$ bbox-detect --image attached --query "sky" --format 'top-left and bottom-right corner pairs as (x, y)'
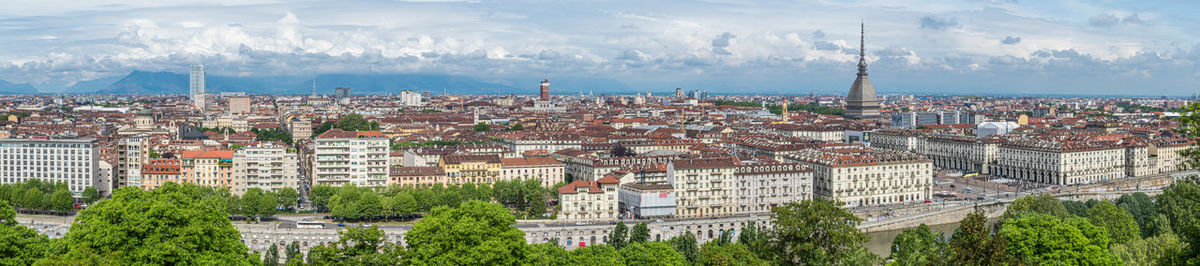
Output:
(1, 0), (1199, 96)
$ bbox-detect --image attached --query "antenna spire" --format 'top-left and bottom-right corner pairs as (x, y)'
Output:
(857, 22), (869, 76)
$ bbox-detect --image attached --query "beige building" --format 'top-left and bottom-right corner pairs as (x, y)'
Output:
(1152, 138), (1194, 174)
(181, 150), (235, 189)
(920, 134), (1000, 174)
(557, 175), (621, 222)
(229, 95), (251, 114)
(790, 147), (933, 208)
(313, 129), (390, 187)
(734, 163), (813, 214)
(666, 157), (738, 218)
(993, 139), (1125, 185)
(440, 154), (502, 184)
(289, 116), (313, 140)
(388, 166), (446, 187)
(232, 142), (299, 195)
(500, 157), (565, 187)
(139, 158), (181, 191)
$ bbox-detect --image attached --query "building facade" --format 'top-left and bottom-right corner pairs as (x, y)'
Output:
(181, 150), (235, 189)
(557, 175), (620, 222)
(500, 157), (566, 187)
(232, 143), (299, 195)
(312, 129), (390, 187)
(790, 147), (933, 208)
(0, 138), (98, 195)
(440, 154), (502, 184)
(666, 157), (738, 218)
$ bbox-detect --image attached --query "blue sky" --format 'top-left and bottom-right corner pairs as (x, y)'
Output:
(1, 0), (1199, 95)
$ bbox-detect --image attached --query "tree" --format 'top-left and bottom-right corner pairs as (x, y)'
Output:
(1086, 201), (1140, 245)
(1157, 177), (1200, 263)
(507, 123), (524, 131)
(309, 185), (336, 212)
(950, 210), (1009, 266)
(335, 114), (375, 131)
(306, 225), (400, 265)
(22, 188), (43, 210)
(998, 213), (1119, 265)
(700, 243), (769, 266)
(404, 200), (525, 265)
(1062, 200), (1089, 217)
(329, 185), (363, 221)
(524, 243), (569, 265)
(889, 224), (954, 266)
(392, 192), (417, 218)
(1145, 213), (1174, 237)
(284, 241), (302, 266)
(620, 241), (687, 265)
(274, 188), (299, 211)
(566, 245), (623, 265)
(0, 200), (50, 265)
(82, 187), (100, 204)
(629, 222), (650, 243)
(47, 183), (254, 264)
(1002, 194), (1068, 221)
(768, 199), (876, 265)
(1176, 102), (1200, 168)
(243, 188), (277, 221)
(1111, 233), (1187, 266)
(474, 122), (491, 132)
(609, 222), (628, 249)
(49, 187), (74, 212)
(263, 243), (279, 266)
(1116, 192), (1157, 237)
(668, 231), (700, 263)
(357, 192), (383, 221)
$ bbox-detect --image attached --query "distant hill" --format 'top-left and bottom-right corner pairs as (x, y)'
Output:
(80, 71), (517, 95)
(0, 79), (38, 94)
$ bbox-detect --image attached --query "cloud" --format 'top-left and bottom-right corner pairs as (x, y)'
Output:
(919, 16), (958, 30)
(711, 32), (735, 55)
(811, 30), (825, 39)
(1001, 36), (1021, 45)
(813, 40), (842, 51)
(1123, 14), (1144, 25)
(1090, 14), (1120, 27)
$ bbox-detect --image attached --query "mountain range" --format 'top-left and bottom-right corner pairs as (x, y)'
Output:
(5, 71), (634, 95)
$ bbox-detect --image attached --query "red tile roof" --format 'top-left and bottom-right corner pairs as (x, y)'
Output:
(181, 150), (234, 159)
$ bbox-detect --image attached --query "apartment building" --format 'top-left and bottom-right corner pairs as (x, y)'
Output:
(139, 158), (182, 191)
(920, 134), (1000, 174)
(232, 142), (299, 195)
(117, 137), (149, 189)
(0, 138), (99, 195)
(790, 147), (933, 208)
(557, 175), (620, 222)
(1152, 138), (1195, 173)
(388, 166), (446, 187)
(666, 157), (738, 218)
(313, 129), (390, 187)
(181, 150), (234, 188)
(733, 163), (813, 214)
(500, 157), (565, 187)
(440, 154), (502, 184)
(771, 124), (846, 142)
(992, 138), (1125, 185)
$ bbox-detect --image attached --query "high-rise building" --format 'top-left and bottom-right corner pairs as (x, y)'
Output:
(399, 90), (422, 106)
(0, 138), (99, 195)
(675, 88), (684, 98)
(540, 78), (550, 101)
(335, 87), (351, 99)
(845, 23), (880, 120)
(189, 64), (205, 99)
(117, 137), (148, 189)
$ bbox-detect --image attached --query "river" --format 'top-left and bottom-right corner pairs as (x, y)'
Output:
(864, 218), (999, 258)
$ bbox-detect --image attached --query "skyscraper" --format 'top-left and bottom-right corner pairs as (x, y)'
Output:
(844, 23), (880, 120)
(189, 65), (205, 99)
(540, 78), (550, 101)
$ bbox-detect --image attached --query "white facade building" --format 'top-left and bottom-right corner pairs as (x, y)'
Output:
(233, 143), (299, 195)
(190, 64), (205, 99)
(0, 138), (99, 196)
(399, 90), (423, 106)
(789, 147), (933, 208)
(312, 129), (390, 187)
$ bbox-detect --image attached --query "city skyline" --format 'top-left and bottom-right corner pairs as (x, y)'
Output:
(1, 1), (1199, 96)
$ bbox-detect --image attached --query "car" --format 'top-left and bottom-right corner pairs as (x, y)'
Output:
(976, 196), (985, 200)
(949, 184), (956, 188)
(924, 200), (932, 203)
(337, 223), (345, 227)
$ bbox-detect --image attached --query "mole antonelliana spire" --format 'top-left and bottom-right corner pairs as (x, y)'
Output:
(844, 22), (880, 120)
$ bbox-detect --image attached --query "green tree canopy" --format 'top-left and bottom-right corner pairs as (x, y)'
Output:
(668, 232), (700, 263)
(768, 199), (877, 265)
(1086, 201), (1140, 245)
(629, 222), (650, 244)
(950, 210), (1009, 266)
(1062, 200), (1090, 217)
(309, 184), (336, 212)
(700, 242), (769, 266)
(1116, 192), (1156, 237)
(0, 200), (50, 265)
(609, 222), (629, 249)
(1002, 194), (1068, 221)
(82, 187), (100, 204)
(998, 213), (1119, 265)
(274, 187), (299, 211)
(404, 200), (526, 265)
(620, 241), (687, 265)
(1157, 177), (1200, 263)
(474, 122), (491, 132)
(46, 183), (254, 265)
(1111, 233), (1187, 266)
(888, 224), (954, 265)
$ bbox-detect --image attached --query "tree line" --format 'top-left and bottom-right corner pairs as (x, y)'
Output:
(308, 178), (559, 222)
(0, 179), (98, 214)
